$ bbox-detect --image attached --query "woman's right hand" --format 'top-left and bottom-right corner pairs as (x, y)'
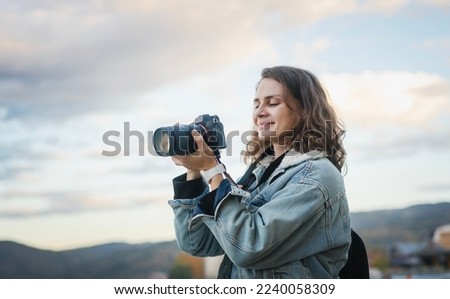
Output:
(171, 156), (201, 180)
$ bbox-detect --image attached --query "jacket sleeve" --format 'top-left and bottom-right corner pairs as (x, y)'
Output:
(168, 173), (225, 257)
(190, 176), (349, 269)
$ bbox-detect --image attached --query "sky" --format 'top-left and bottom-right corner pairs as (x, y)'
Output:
(0, 0), (449, 251)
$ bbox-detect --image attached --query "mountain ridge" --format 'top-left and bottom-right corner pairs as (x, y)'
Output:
(350, 201), (450, 248)
(1, 201), (449, 278)
(0, 240), (180, 278)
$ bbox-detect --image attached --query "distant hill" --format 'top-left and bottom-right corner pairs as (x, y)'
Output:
(1, 202), (449, 278)
(350, 202), (450, 248)
(0, 240), (180, 278)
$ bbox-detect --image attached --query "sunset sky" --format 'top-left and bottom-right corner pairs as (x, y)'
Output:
(1, 0), (449, 250)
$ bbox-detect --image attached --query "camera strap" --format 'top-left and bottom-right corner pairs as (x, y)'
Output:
(238, 150), (286, 191)
(215, 148), (286, 191)
(213, 149), (239, 187)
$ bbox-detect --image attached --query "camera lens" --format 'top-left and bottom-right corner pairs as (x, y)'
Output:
(156, 130), (170, 156)
(152, 124), (199, 156)
(153, 128), (173, 156)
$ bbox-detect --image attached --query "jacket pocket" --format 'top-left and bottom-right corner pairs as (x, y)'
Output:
(264, 260), (311, 278)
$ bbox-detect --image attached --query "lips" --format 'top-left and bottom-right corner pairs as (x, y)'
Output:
(258, 122), (273, 130)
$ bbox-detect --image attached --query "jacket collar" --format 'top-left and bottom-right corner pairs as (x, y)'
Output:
(259, 149), (325, 170)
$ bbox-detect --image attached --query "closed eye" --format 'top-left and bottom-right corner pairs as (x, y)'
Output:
(253, 99), (260, 110)
(253, 95), (282, 109)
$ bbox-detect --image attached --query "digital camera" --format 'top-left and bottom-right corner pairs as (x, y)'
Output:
(153, 114), (227, 156)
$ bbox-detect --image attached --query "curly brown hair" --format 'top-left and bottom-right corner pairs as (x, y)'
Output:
(244, 66), (346, 173)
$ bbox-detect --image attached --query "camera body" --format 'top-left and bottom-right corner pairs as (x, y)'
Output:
(153, 114), (227, 156)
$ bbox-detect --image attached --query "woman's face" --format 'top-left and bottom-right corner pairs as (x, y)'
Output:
(253, 78), (300, 145)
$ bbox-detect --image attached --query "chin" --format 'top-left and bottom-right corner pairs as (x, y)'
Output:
(258, 130), (277, 140)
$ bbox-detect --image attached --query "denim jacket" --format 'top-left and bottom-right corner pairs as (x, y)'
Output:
(168, 150), (351, 278)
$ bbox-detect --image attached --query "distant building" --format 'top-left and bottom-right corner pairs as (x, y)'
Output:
(390, 242), (425, 267)
(417, 224), (450, 268)
(390, 224), (450, 269)
(433, 224), (450, 249)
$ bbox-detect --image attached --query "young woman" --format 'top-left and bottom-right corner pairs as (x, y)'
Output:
(168, 66), (351, 278)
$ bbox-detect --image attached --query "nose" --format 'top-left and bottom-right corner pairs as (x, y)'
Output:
(254, 103), (268, 118)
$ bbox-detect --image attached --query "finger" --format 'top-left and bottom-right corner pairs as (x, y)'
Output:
(171, 156), (183, 166)
(191, 130), (205, 152)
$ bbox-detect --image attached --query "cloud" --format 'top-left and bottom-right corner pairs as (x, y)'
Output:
(1, 0), (449, 222)
(421, 38), (450, 51)
(322, 70), (450, 127)
(0, 1), (265, 119)
(0, 127), (58, 181)
(320, 70), (450, 159)
(0, 109), (179, 219)
(419, 183), (450, 193)
(349, 126), (450, 160)
(292, 38), (331, 69)
(0, 0), (366, 120)
(3, 0), (435, 121)
(361, 0), (410, 13)
(418, 37), (450, 65)
(419, 0), (450, 9)
(255, 0), (357, 26)
(0, 189), (160, 218)
(2, 68), (449, 217)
